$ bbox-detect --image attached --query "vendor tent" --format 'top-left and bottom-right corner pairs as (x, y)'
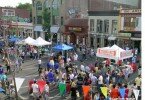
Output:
(31, 37), (51, 46)
(96, 44), (133, 60)
(9, 37), (21, 42)
(52, 43), (73, 51)
(16, 37), (36, 45)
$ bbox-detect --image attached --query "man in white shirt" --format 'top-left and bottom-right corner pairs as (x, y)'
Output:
(70, 72), (74, 80)
(80, 64), (85, 72)
(31, 80), (40, 99)
(44, 82), (49, 100)
(98, 74), (103, 90)
(73, 53), (78, 61)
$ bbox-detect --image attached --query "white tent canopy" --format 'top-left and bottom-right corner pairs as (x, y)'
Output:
(96, 44), (133, 60)
(15, 37), (36, 45)
(31, 37), (52, 46)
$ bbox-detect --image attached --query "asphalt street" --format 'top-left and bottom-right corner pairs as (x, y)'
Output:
(0, 52), (139, 100)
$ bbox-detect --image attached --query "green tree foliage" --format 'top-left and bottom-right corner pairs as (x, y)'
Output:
(16, 3), (32, 22)
(16, 3), (32, 10)
(42, 8), (51, 40)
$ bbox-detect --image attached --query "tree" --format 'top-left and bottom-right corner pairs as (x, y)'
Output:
(16, 3), (32, 22)
(16, 3), (32, 10)
(42, 7), (51, 40)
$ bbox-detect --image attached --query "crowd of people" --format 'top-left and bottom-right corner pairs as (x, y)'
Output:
(0, 44), (141, 100)
(29, 46), (141, 100)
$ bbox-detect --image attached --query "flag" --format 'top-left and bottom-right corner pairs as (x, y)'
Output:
(82, 86), (91, 97)
(15, 77), (25, 92)
(58, 82), (66, 95)
(37, 80), (46, 93)
(119, 88), (125, 98)
(101, 87), (108, 98)
(133, 89), (140, 100)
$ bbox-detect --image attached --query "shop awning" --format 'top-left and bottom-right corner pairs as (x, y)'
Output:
(131, 37), (141, 41)
(50, 26), (60, 33)
(108, 36), (116, 40)
(34, 26), (43, 32)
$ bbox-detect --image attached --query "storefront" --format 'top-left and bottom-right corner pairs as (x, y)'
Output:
(63, 18), (88, 46)
(117, 33), (132, 49)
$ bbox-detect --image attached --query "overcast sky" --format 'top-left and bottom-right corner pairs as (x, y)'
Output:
(0, 0), (139, 8)
(0, 0), (32, 7)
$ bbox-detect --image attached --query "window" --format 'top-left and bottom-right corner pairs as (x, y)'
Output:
(32, 0), (35, 7)
(97, 19), (103, 33)
(61, 16), (63, 25)
(33, 17), (35, 24)
(112, 20), (117, 34)
(36, 1), (42, 10)
(124, 17), (136, 30)
(104, 20), (109, 33)
(90, 19), (94, 31)
(37, 16), (42, 24)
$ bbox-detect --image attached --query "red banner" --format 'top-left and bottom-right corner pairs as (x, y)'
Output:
(97, 48), (116, 57)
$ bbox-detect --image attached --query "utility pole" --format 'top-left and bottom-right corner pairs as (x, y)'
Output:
(50, 0), (54, 42)
(50, 0), (54, 53)
(3, 18), (18, 100)
(13, 69), (18, 100)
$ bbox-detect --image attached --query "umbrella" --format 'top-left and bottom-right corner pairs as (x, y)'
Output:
(9, 37), (21, 42)
(52, 43), (73, 51)
(0, 88), (5, 92)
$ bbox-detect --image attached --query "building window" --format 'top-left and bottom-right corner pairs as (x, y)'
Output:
(97, 19), (103, 33)
(90, 19), (94, 31)
(112, 20), (117, 34)
(36, 1), (42, 10)
(104, 20), (109, 33)
(32, 0), (35, 7)
(33, 17), (35, 24)
(37, 16), (42, 24)
(124, 17), (136, 30)
(61, 16), (63, 25)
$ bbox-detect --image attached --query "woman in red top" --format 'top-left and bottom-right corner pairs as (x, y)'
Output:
(124, 84), (129, 99)
(110, 85), (120, 99)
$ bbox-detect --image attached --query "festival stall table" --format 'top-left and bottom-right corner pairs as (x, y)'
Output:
(96, 44), (133, 61)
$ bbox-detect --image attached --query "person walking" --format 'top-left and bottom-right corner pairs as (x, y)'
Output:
(110, 84), (119, 99)
(31, 80), (40, 99)
(43, 82), (50, 100)
(77, 73), (84, 96)
(71, 79), (77, 100)
(135, 75), (141, 90)
(38, 59), (42, 76)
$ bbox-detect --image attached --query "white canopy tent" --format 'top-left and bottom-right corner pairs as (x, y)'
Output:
(15, 37), (36, 45)
(96, 44), (133, 60)
(31, 37), (52, 46)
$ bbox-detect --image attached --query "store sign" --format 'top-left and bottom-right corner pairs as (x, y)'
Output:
(118, 33), (131, 37)
(97, 48), (116, 57)
(120, 50), (133, 59)
(68, 27), (82, 32)
(121, 9), (141, 14)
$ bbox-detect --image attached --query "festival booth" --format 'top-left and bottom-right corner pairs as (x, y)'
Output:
(52, 43), (74, 62)
(96, 44), (134, 72)
(31, 37), (52, 46)
(16, 36), (36, 45)
(96, 44), (133, 61)
(52, 43), (73, 51)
